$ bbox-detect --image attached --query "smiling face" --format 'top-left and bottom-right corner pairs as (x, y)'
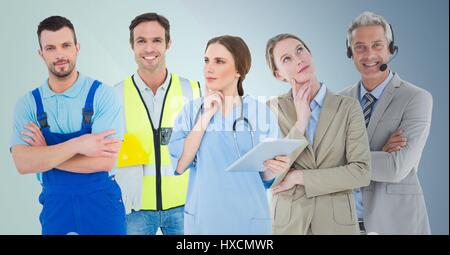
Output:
(132, 21), (171, 73)
(272, 38), (316, 84)
(350, 25), (391, 85)
(203, 42), (240, 93)
(38, 27), (79, 79)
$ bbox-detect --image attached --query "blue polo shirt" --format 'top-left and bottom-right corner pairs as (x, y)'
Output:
(10, 73), (124, 180)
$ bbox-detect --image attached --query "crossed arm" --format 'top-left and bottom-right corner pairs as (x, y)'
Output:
(12, 123), (121, 175)
(370, 91), (433, 183)
(271, 105), (412, 195)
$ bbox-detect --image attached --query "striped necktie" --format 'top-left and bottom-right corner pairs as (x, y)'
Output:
(363, 93), (377, 127)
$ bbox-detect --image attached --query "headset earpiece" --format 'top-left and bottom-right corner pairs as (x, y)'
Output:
(388, 24), (397, 54)
(346, 39), (352, 58)
(388, 41), (394, 54)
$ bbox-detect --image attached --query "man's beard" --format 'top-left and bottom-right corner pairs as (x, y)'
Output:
(49, 60), (76, 78)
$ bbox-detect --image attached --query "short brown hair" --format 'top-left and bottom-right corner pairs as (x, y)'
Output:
(265, 33), (311, 78)
(206, 35), (251, 96)
(37, 16), (77, 49)
(129, 12), (170, 47)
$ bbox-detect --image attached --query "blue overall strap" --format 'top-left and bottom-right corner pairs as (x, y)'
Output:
(31, 88), (49, 129)
(82, 80), (101, 129)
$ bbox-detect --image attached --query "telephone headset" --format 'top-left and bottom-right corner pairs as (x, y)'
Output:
(346, 23), (398, 71)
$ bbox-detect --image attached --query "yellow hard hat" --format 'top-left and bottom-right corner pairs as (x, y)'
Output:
(117, 133), (150, 167)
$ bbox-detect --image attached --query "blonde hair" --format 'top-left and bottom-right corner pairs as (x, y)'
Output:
(265, 33), (311, 78)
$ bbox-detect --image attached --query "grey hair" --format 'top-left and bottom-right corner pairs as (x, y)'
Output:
(347, 11), (393, 47)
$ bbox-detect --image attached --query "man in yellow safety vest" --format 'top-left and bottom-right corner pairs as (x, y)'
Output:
(114, 12), (200, 235)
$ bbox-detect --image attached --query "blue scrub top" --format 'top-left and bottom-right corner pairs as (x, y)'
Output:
(169, 95), (279, 234)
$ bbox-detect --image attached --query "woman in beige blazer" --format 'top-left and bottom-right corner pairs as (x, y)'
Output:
(265, 33), (371, 235)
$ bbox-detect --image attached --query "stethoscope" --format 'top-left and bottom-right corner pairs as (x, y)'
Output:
(194, 95), (254, 157)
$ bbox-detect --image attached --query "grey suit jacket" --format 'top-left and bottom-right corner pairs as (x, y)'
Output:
(340, 73), (432, 234)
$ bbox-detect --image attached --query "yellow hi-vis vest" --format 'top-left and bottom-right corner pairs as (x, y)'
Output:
(117, 73), (201, 210)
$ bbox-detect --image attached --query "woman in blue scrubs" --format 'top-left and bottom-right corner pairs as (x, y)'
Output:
(168, 35), (289, 234)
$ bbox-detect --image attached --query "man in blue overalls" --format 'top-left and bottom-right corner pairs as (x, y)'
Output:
(10, 16), (126, 235)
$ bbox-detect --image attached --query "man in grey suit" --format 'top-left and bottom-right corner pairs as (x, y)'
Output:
(340, 11), (432, 234)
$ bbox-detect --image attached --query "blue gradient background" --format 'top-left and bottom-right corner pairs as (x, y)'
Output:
(0, 0), (448, 234)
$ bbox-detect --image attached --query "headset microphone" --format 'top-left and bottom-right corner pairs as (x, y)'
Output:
(379, 46), (398, 71)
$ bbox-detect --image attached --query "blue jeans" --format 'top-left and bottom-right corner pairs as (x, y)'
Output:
(126, 206), (184, 235)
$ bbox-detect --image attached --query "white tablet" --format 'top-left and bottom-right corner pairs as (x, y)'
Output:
(224, 138), (307, 172)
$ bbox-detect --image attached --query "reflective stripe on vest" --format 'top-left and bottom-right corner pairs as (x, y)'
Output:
(121, 73), (200, 210)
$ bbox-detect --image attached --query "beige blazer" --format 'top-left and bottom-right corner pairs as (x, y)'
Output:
(267, 88), (371, 235)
